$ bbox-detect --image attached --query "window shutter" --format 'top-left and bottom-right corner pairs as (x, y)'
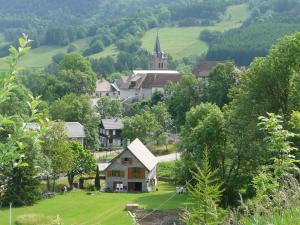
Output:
(140, 167), (145, 179)
(128, 168), (132, 179)
(107, 171), (112, 177)
(120, 171), (125, 177)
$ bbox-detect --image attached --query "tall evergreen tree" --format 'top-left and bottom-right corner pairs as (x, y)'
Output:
(95, 165), (101, 191)
(183, 149), (226, 225)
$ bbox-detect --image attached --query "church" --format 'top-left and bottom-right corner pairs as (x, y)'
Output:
(115, 34), (182, 102)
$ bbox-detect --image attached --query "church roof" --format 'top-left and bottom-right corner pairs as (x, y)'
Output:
(154, 33), (162, 55)
(115, 70), (182, 90)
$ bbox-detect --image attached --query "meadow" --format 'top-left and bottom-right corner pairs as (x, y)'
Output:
(0, 182), (190, 225)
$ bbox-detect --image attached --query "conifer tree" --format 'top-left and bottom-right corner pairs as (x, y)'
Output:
(95, 165), (101, 191)
(183, 149), (226, 225)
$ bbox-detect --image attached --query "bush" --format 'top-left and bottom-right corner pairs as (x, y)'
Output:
(67, 44), (78, 53)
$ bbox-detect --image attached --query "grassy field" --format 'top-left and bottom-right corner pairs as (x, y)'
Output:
(0, 4), (249, 70)
(0, 182), (190, 225)
(0, 37), (92, 70)
(141, 4), (250, 59)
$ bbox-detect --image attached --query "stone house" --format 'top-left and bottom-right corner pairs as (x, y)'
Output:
(104, 138), (158, 192)
(94, 79), (120, 98)
(99, 118), (123, 147)
(116, 70), (182, 101)
(194, 61), (225, 80)
(25, 122), (85, 145)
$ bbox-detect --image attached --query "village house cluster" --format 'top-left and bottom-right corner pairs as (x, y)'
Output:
(37, 36), (226, 193)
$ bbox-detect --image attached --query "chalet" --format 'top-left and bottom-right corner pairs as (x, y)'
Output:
(104, 138), (158, 192)
(100, 118), (123, 147)
(25, 122), (85, 145)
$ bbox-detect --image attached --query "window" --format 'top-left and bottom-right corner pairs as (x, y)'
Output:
(128, 167), (145, 179)
(122, 157), (132, 165)
(109, 138), (113, 144)
(132, 167), (141, 178)
(112, 170), (120, 177)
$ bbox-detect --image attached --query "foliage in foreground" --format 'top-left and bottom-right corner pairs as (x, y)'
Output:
(183, 149), (226, 225)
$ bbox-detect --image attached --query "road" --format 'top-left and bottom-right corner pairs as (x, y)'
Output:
(157, 152), (181, 163)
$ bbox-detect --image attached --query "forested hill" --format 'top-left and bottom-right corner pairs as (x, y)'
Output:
(0, 0), (299, 70)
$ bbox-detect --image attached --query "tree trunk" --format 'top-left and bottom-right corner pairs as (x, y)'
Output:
(47, 175), (50, 192)
(52, 178), (56, 192)
(67, 173), (74, 190)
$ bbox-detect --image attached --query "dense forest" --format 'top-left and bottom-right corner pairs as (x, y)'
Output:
(205, 0), (300, 65)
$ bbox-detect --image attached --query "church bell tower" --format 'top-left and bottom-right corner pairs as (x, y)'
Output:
(148, 33), (168, 70)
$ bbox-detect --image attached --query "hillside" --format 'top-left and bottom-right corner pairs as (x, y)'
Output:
(0, 4), (250, 69)
(141, 4), (249, 59)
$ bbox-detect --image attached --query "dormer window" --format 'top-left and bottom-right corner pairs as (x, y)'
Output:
(129, 81), (136, 88)
(122, 157), (132, 165)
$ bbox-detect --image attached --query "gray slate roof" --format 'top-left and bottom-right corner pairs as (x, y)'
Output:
(25, 122), (85, 138)
(101, 119), (124, 130)
(64, 122), (85, 138)
(127, 138), (158, 171)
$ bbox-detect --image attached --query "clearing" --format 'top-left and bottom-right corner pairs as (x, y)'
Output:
(141, 4), (250, 59)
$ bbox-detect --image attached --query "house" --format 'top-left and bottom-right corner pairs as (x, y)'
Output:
(194, 61), (225, 80)
(91, 79), (120, 106)
(115, 34), (181, 102)
(25, 122), (85, 145)
(104, 138), (158, 192)
(94, 79), (120, 98)
(100, 118), (123, 147)
(116, 70), (182, 101)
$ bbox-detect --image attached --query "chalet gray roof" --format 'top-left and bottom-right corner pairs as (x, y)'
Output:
(64, 122), (85, 138)
(127, 138), (158, 171)
(101, 119), (124, 130)
(25, 122), (85, 138)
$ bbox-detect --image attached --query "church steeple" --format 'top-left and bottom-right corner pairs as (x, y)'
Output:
(148, 32), (168, 70)
(154, 32), (161, 55)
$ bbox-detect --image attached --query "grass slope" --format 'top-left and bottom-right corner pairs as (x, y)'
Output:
(141, 4), (250, 59)
(0, 182), (190, 225)
(0, 37), (92, 70)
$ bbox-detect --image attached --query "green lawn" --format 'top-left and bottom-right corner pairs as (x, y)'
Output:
(141, 4), (250, 59)
(0, 182), (190, 225)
